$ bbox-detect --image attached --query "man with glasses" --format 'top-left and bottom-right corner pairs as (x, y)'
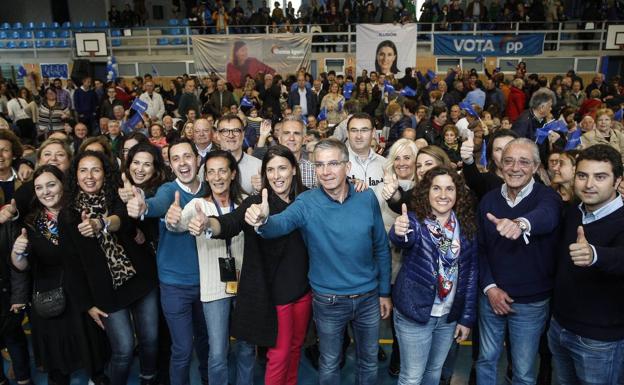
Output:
(214, 114), (261, 194)
(476, 138), (562, 385)
(245, 135), (392, 385)
(346, 112), (385, 187)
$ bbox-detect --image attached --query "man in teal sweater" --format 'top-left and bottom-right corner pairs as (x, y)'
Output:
(246, 129), (392, 385)
(127, 138), (208, 385)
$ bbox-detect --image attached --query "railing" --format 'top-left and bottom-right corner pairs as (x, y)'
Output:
(0, 21), (618, 58)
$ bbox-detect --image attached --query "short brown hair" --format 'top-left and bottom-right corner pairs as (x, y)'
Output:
(0, 130), (23, 159)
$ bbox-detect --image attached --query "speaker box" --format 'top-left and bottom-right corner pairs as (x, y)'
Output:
(70, 59), (92, 84)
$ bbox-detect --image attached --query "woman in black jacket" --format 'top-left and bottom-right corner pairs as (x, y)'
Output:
(11, 165), (109, 385)
(189, 145), (309, 385)
(59, 150), (159, 385)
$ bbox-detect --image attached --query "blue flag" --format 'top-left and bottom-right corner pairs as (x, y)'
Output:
(479, 138), (488, 167)
(151, 64), (159, 76)
(317, 107), (327, 122)
(615, 108), (623, 122)
(337, 99), (344, 111)
(131, 98), (148, 114)
(17, 65), (27, 79)
(400, 86), (417, 97)
(495, 67), (501, 72)
(240, 96), (254, 108)
(427, 69), (436, 80)
(342, 82), (354, 100)
(123, 112), (143, 134)
(475, 55), (485, 63)
(384, 81), (395, 94)
(506, 61), (516, 67)
(535, 119), (568, 145)
(564, 129), (582, 151)
(459, 102), (479, 117)
(301, 114), (308, 126)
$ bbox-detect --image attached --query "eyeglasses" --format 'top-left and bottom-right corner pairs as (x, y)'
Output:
(313, 160), (347, 171)
(348, 128), (372, 134)
(502, 158), (534, 169)
(217, 128), (242, 137)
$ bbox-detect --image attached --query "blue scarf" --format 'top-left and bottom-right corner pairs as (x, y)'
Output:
(424, 211), (461, 300)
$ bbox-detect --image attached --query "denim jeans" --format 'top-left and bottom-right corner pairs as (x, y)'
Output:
(102, 288), (159, 385)
(160, 283), (209, 385)
(312, 290), (380, 385)
(394, 310), (457, 385)
(477, 294), (550, 385)
(548, 317), (624, 385)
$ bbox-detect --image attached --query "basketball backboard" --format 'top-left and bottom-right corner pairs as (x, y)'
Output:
(75, 32), (108, 57)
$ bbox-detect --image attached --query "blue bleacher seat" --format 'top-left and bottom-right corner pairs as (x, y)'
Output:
(0, 42), (4, 49)
(181, 19), (190, 26)
(51, 22), (60, 29)
(61, 21), (71, 29)
(44, 40), (55, 48)
(111, 38), (121, 46)
(0, 31), (7, 39)
(157, 37), (169, 45)
(20, 31), (33, 39)
(86, 21), (97, 29)
(58, 40), (69, 48)
(171, 37), (184, 45)
(19, 41), (32, 48)
(13, 22), (23, 30)
(170, 28), (182, 35)
(72, 21), (84, 29)
(111, 29), (122, 37)
(37, 22), (47, 29)
(168, 19), (179, 26)
(35, 40), (44, 48)
(35, 31), (45, 39)
(99, 20), (109, 28)
(46, 30), (58, 38)
(26, 22), (35, 29)
(6, 41), (16, 48)
(59, 30), (70, 38)
(1, 23), (10, 30)
(10, 31), (19, 39)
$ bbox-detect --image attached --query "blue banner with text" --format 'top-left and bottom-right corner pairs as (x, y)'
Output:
(434, 34), (545, 56)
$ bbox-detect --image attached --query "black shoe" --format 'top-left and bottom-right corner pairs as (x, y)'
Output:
(388, 363), (400, 378)
(537, 362), (552, 385)
(305, 345), (320, 371)
(468, 366), (476, 385)
(439, 377), (451, 385)
(378, 346), (387, 362)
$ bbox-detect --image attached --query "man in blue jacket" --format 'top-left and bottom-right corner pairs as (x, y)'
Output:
(511, 89), (553, 140)
(476, 138), (562, 385)
(246, 124), (392, 385)
(73, 76), (99, 134)
(549, 145), (624, 385)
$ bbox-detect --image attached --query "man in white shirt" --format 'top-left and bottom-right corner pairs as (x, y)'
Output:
(7, 95), (35, 145)
(139, 81), (165, 121)
(346, 113), (385, 187)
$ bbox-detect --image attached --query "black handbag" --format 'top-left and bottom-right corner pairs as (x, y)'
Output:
(32, 270), (65, 319)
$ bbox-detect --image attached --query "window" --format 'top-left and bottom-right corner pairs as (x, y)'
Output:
(437, 59), (460, 73)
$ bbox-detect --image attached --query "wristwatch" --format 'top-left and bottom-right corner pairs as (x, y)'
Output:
(513, 219), (528, 232)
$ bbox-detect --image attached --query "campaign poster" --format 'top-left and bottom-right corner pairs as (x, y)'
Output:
(356, 24), (417, 79)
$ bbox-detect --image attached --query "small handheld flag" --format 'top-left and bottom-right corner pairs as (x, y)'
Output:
(400, 86), (417, 97)
(564, 129), (582, 151)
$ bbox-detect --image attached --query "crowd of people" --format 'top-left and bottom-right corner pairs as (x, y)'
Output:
(109, 0), (623, 33)
(0, 57), (622, 385)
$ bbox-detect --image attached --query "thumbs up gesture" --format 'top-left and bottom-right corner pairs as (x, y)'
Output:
(78, 211), (102, 238)
(189, 201), (210, 236)
(381, 172), (400, 201)
(0, 199), (18, 224)
(118, 173), (135, 203)
(486, 213), (522, 240)
(569, 226), (594, 267)
(393, 203), (411, 237)
(460, 136), (475, 162)
(12, 228), (29, 257)
(127, 187), (147, 219)
(166, 191), (183, 227)
(251, 168), (262, 193)
(245, 188), (270, 227)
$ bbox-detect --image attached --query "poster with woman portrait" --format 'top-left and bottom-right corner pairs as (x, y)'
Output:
(192, 35), (312, 88)
(356, 24), (417, 79)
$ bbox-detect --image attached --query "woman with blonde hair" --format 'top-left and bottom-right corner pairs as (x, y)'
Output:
(580, 108), (624, 162)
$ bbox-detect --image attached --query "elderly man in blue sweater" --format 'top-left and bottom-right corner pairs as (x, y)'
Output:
(476, 138), (562, 385)
(246, 131), (392, 385)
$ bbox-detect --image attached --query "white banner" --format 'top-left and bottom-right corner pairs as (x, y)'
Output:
(356, 24), (417, 79)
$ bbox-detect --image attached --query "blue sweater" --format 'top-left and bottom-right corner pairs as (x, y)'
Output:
(389, 213), (478, 327)
(258, 185), (391, 296)
(146, 181), (206, 286)
(478, 183), (562, 303)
